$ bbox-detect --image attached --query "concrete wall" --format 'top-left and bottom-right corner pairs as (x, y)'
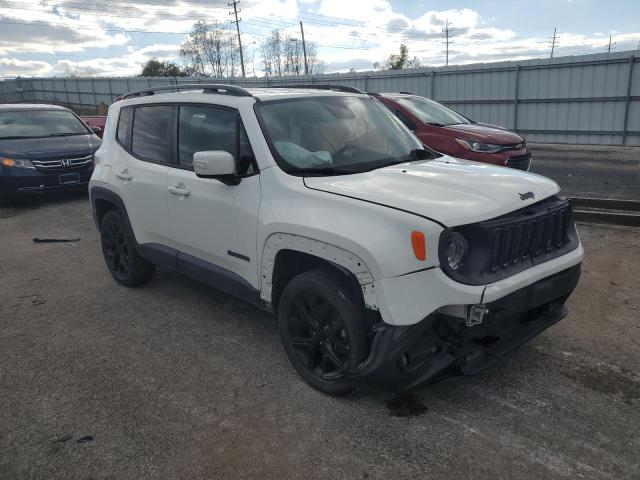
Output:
(1, 50), (638, 146)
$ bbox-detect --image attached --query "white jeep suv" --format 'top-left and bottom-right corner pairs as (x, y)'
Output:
(89, 84), (583, 395)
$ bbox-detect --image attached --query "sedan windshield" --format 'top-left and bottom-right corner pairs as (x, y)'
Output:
(255, 96), (424, 174)
(0, 109), (90, 139)
(393, 96), (470, 126)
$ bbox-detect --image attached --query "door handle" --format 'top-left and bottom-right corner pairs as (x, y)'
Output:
(115, 169), (133, 181)
(168, 185), (191, 197)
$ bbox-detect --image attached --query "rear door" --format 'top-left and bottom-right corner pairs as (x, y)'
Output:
(165, 104), (261, 288)
(112, 104), (173, 245)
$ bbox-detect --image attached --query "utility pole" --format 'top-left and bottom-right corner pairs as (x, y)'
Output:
(300, 21), (309, 75)
(442, 19), (454, 67)
(229, 0), (245, 77)
(607, 35), (616, 53)
(549, 27), (559, 58)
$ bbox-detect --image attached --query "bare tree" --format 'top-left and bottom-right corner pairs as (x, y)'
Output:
(306, 42), (321, 74)
(179, 20), (242, 77)
(260, 29), (321, 77)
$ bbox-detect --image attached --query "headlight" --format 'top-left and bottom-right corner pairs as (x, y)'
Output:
(1, 157), (36, 169)
(445, 231), (469, 271)
(455, 138), (503, 154)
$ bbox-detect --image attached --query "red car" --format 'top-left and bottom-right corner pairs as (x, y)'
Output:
(373, 93), (531, 171)
(80, 116), (107, 139)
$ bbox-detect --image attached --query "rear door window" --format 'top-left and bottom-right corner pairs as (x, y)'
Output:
(131, 105), (172, 163)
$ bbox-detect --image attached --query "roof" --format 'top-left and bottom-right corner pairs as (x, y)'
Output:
(0, 103), (70, 111)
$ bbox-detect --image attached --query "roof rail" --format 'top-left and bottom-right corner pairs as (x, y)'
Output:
(266, 84), (365, 94)
(367, 91), (414, 96)
(119, 83), (253, 100)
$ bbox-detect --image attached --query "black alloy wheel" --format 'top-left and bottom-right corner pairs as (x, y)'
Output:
(100, 210), (155, 287)
(102, 215), (131, 280)
(287, 292), (351, 380)
(278, 269), (368, 395)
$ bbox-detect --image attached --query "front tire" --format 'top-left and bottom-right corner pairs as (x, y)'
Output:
(100, 210), (155, 287)
(278, 269), (368, 396)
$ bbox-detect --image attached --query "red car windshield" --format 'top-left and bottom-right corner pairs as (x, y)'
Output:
(393, 96), (470, 126)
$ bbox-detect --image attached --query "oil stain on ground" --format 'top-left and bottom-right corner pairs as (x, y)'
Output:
(561, 358), (640, 405)
(385, 393), (428, 417)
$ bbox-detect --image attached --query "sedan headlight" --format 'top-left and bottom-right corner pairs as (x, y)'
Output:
(455, 138), (503, 154)
(1, 157), (36, 169)
(445, 231), (469, 271)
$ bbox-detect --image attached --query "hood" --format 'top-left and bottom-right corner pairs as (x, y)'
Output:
(0, 134), (101, 159)
(304, 156), (560, 227)
(442, 122), (523, 144)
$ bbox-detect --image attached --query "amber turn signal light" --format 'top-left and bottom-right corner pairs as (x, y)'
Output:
(411, 231), (426, 261)
(1, 157), (15, 167)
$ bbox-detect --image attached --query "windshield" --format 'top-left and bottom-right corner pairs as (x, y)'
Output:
(255, 96), (423, 174)
(393, 96), (470, 126)
(0, 109), (90, 139)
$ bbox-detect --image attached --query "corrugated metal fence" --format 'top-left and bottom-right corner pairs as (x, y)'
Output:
(1, 50), (638, 146)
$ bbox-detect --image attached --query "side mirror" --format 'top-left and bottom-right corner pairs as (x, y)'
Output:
(193, 150), (239, 185)
(91, 126), (102, 134)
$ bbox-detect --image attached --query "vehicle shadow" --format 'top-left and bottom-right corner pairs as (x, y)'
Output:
(146, 267), (531, 416)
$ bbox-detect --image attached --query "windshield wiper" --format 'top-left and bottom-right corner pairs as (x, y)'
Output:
(0, 135), (37, 140)
(47, 132), (84, 137)
(426, 122), (445, 127)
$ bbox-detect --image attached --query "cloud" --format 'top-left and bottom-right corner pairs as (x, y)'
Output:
(0, 58), (53, 76)
(0, 0), (639, 77)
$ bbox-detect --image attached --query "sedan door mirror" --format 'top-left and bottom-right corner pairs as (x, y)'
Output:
(193, 150), (239, 185)
(91, 126), (102, 134)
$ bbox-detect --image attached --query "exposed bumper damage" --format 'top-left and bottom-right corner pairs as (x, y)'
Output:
(346, 263), (581, 392)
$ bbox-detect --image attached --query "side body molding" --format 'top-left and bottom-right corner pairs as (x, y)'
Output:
(260, 233), (380, 310)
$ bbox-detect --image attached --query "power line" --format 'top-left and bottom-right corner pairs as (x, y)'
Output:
(228, 0), (245, 77)
(549, 27), (559, 58)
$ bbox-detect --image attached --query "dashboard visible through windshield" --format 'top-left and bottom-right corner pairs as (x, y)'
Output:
(255, 96), (425, 175)
(0, 109), (91, 139)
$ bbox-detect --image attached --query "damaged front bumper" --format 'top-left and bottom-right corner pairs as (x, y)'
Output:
(347, 263), (581, 392)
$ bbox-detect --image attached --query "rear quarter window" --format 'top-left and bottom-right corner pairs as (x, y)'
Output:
(116, 107), (133, 147)
(131, 105), (172, 163)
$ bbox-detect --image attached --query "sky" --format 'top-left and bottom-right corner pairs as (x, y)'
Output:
(0, 0), (639, 78)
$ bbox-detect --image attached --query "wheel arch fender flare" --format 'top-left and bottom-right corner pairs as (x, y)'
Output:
(90, 186), (141, 253)
(259, 233), (379, 310)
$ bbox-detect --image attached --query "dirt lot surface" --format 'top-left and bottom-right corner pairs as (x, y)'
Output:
(1, 193), (639, 480)
(529, 144), (640, 200)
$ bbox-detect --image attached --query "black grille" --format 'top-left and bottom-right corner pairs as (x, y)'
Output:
(439, 196), (579, 285)
(488, 202), (571, 273)
(506, 154), (531, 171)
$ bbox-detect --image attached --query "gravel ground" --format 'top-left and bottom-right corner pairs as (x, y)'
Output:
(1, 192), (639, 480)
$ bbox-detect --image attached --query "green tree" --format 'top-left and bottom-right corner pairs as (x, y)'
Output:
(140, 58), (187, 77)
(375, 44), (421, 70)
(387, 43), (409, 70)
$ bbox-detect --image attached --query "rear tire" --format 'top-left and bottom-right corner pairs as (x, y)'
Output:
(278, 269), (368, 396)
(100, 209), (155, 287)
